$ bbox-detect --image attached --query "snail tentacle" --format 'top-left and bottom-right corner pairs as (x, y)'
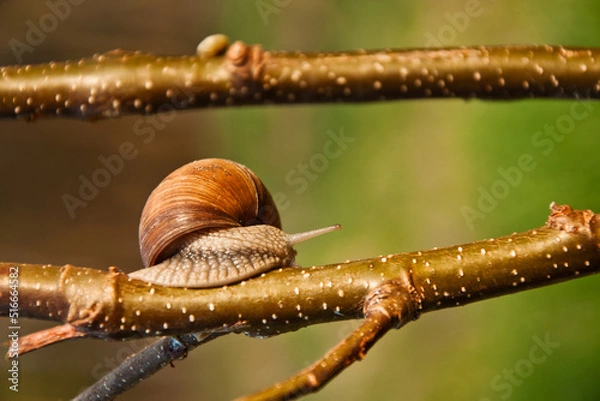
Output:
(287, 224), (342, 246)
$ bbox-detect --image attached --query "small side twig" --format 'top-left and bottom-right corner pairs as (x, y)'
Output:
(235, 277), (420, 401)
(15, 323), (86, 355)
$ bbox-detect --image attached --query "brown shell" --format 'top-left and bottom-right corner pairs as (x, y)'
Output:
(139, 159), (281, 267)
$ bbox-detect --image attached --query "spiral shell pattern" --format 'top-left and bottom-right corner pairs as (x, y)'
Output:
(138, 158), (281, 268)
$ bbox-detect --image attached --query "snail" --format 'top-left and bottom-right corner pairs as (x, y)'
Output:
(128, 158), (340, 288)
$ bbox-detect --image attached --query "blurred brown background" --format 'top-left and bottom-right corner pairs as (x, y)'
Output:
(1, 1), (600, 400)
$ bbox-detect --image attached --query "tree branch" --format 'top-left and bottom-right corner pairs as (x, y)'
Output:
(12, 202), (591, 400)
(1, 40), (600, 121)
(2, 203), (598, 357)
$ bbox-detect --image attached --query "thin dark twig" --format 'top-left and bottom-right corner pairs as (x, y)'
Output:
(72, 332), (223, 401)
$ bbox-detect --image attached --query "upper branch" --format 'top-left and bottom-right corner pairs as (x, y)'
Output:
(1, 41), (600, 121)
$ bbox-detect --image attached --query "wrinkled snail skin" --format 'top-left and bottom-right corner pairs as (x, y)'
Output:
(129, 158), (341, 288)
(128, 224), (341, 288)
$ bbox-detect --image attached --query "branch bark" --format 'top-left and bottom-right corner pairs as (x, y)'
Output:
(1, 41), (600, 121)
(2, 203), (599, 399)
(2, 203), (598, 352)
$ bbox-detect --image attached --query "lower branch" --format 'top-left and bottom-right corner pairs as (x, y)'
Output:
(1, 204), (598, 354)
(0, 203), (599, 400)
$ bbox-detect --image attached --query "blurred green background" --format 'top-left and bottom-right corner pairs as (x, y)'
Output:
(1, 1), (600, 400)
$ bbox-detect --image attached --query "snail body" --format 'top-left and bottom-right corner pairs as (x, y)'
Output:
(128, 159), (340, 288)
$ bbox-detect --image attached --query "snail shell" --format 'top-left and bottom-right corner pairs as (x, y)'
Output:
(129, 158), (340, 288)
